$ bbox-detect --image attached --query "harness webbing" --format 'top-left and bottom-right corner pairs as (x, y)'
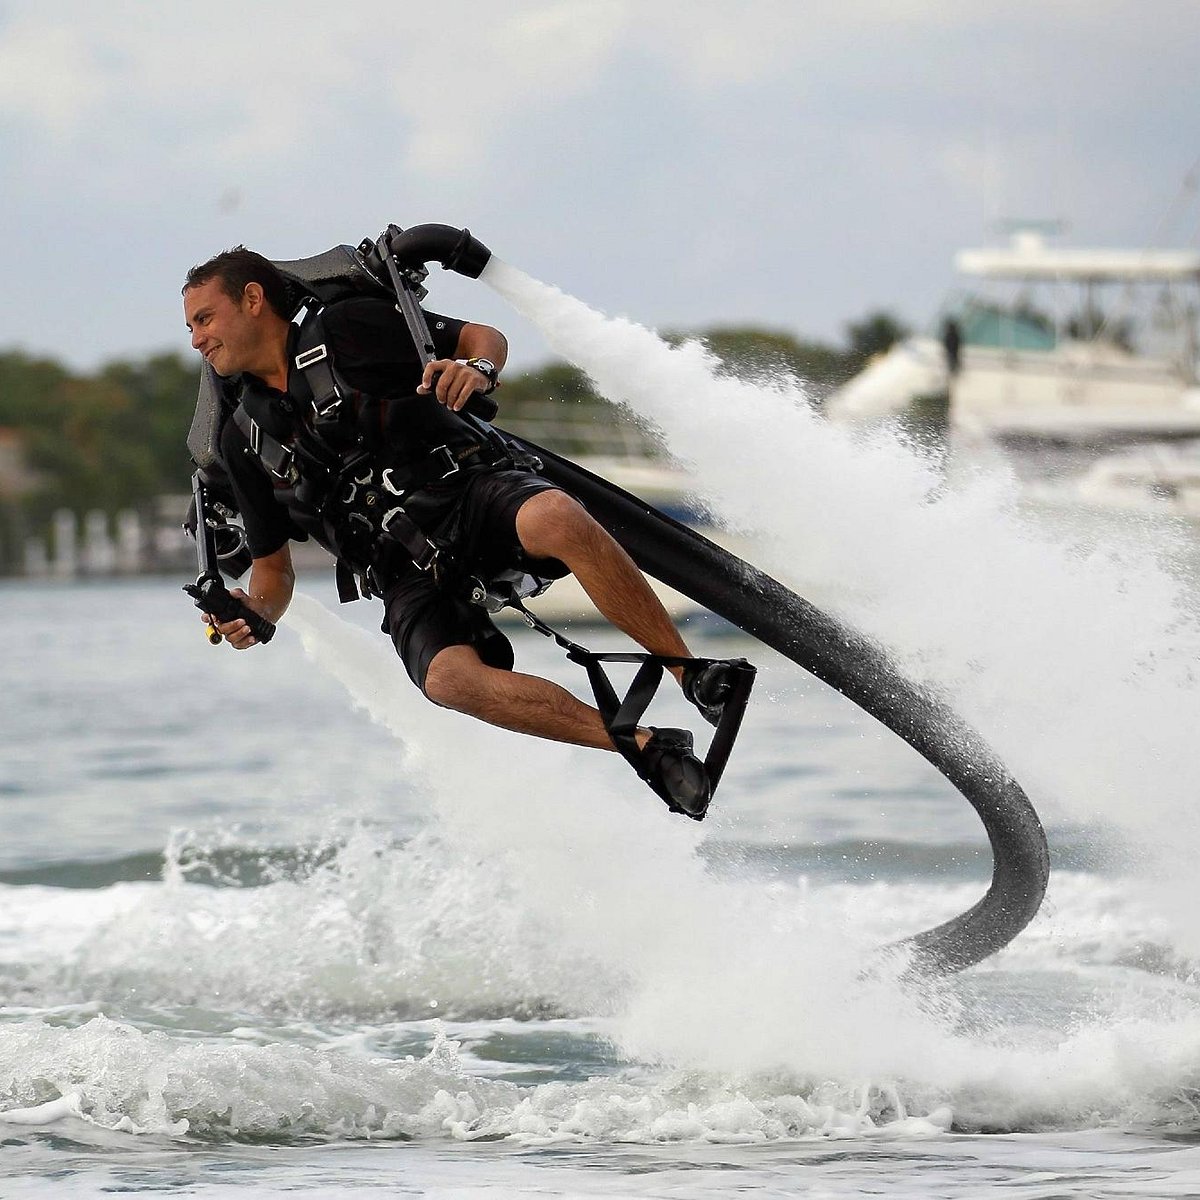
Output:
(499, 592), (756, 804)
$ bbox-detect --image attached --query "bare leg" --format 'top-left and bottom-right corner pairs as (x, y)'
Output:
(515, 490), (692, 681)
(422, 491), (699, 754)
(424, 643), (648, 750)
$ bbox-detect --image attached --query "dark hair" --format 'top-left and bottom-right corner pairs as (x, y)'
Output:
(182, 246), (293, 318)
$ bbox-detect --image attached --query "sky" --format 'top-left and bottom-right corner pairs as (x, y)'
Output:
(0, 0), (1197, 374)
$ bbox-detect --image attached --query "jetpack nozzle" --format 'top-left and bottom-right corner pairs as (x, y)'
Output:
(384, 224), (492, 278)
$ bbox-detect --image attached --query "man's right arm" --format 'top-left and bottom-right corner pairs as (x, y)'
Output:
(211, 543), (295, 650)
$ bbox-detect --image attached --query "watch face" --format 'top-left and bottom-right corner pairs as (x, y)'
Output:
(472, 359), (496, 375)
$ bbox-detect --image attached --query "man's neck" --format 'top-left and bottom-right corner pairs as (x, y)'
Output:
(257, 362), (289, 393)
(249, 324), (292, 392)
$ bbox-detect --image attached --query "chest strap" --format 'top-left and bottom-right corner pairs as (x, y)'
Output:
(233, 402), (300, 483)
(233, 401), (453, 588)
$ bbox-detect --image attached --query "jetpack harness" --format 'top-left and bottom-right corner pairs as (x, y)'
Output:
(228, 224), (531, 601)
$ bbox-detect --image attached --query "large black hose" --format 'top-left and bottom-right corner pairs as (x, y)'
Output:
(518, 438), (1049, 974)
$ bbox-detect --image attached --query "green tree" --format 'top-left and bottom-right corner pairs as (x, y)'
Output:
(696, 327), (854, 399)
(0, 350), (202, 567)
(843, 310), (911, 370)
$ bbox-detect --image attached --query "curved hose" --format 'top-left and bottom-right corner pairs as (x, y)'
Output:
(518, 437), (1049, 974)
(386, 224), (493, 278)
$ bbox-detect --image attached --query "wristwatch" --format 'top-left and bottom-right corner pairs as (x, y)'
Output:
(458, 357), (499, 394)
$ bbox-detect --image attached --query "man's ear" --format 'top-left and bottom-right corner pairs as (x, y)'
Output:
(242, 282), (265, 314)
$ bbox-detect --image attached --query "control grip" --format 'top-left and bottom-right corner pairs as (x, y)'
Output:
(183, 578), (277, 644)
(422, 381), (496, 422)
(465, 393), (498, 422)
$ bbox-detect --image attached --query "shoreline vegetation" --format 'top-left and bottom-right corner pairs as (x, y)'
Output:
(0, 312), (907, 576)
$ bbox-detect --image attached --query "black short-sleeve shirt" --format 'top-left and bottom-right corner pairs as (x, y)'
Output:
(221, 297), (468, 560)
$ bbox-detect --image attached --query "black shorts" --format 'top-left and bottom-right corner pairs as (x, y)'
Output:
(380, 468), (565, 691)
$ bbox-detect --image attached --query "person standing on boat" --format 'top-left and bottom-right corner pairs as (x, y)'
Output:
(942, 317), (962, 378)
(182, 247), (737, 817)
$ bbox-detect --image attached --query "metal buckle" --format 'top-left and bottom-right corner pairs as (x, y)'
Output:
(431, 444), (459, 479)
(410, 541), (440, 572)
(295, 343), (328, 370)
(381, 506), (440, 572)
(248, 419), (296, 481)
(341, 466), (373, 506)
(311, 390), (342, 420)
(269, 446), (295, 482)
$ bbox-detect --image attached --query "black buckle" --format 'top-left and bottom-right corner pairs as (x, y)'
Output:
(249, 419), (296, 481)
(411, 541), (441, 572)
(311, 390), (343, 421)
(381, 506), (441, 573)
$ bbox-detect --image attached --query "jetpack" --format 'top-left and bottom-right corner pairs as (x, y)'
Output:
(185, 223), (1050, 974)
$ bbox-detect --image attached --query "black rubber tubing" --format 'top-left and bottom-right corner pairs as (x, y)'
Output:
(518, 436), (1050, 974)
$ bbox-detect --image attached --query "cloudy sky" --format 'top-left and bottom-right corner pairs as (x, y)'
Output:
(1, 0), (1197, 373)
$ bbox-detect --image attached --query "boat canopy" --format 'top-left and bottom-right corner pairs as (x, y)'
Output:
(957, 234), (1200, 283)
(953, 301), (1057, 351)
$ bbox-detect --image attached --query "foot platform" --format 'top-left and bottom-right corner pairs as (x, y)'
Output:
(477, 589), (756, 821)
(583, 653), (755, 821)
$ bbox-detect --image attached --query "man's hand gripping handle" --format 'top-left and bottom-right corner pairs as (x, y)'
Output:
(183, 576), (276, 645)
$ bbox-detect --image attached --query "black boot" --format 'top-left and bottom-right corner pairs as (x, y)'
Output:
(682, 659), (746, 728)
(642, 727), (711, 820)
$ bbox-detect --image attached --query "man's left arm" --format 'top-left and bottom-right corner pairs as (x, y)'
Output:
(418, 322), (509, 412)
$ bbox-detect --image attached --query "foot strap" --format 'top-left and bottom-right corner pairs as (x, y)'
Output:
(503, 596), (756, 800)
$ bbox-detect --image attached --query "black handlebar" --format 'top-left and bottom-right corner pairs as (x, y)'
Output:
(183, 576), (276, 645)
(184, 472), (276, 646)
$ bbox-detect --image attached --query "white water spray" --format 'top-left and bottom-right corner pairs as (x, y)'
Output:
(281, 594), (937, 1078)
(482, 258), (1200, 950)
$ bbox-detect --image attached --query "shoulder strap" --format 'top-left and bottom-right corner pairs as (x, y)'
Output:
(292, 306), (345, 421)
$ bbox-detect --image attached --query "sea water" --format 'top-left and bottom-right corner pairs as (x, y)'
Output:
(3, 272), (1200, 1196)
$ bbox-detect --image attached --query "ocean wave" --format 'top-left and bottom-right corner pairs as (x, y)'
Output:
(0, 828), (1189, 1021)
(4, 1016), (1200, 1145)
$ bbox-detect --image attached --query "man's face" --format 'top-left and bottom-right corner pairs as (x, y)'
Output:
(183, 278), (262, 377)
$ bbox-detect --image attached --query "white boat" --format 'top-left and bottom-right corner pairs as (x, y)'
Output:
(1027, 439), (1200, 521)
(828, 229), (1200, 499)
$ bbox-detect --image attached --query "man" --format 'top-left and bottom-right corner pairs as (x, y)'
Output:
(183, 246), (731, 817)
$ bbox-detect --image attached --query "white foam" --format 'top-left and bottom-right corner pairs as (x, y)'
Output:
(481, 259), (1200, 957)
(276, 595), (954, 1085)
(5, 1008), (1200, 1142)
